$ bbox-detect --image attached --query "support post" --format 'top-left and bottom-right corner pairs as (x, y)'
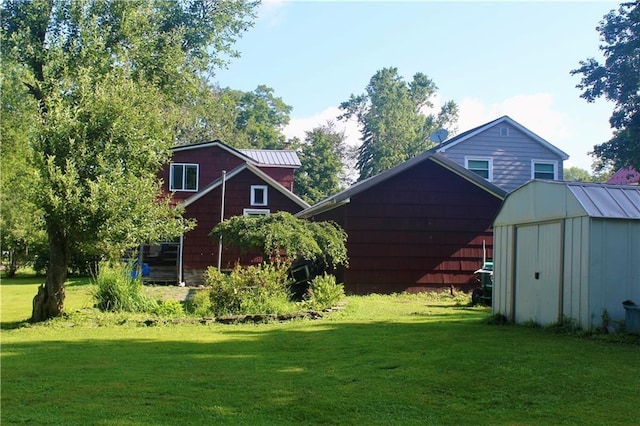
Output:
(217, 170), (226, 271)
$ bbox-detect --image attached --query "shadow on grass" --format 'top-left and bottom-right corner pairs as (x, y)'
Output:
(0, 319), (31, 330)
(0, 275), (91, 287)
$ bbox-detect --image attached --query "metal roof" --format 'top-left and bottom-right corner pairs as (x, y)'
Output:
(239, 149), (301, 168)
(567, 182), (640, 219)
(606, 167), (640, 185)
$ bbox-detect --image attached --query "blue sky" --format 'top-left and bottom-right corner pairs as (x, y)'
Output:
(214, 1), (622, 170)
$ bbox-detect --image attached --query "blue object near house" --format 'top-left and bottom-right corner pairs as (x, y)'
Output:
(131, 263), (150, 279)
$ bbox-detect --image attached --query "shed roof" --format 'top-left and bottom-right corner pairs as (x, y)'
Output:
(297, 151), (506, 218)
(432, 115), (570, 160)
(567, 182), (640, 219)
(494, 180), (640, 226)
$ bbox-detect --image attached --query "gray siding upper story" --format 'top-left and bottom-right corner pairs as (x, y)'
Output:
(434, 116), (569, 193)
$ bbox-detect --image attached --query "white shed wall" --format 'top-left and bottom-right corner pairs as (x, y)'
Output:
(588, 219), (640, 327)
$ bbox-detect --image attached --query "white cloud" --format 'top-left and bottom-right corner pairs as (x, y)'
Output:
(456, 94), (610, 170)
(284, 106), (362, 147)
(457, 93), (570, 142)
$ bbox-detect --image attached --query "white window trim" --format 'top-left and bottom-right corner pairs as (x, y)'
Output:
(250, 185), (268, 206)
(169, 163), (199, 192)
(531, 159), (558, 180)
(499, 126), (510, 137)
(243, 208), (270, 217)
(464, 156), (493, 181)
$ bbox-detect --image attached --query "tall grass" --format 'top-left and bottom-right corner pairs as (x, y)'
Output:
(92, 262), (157, 313)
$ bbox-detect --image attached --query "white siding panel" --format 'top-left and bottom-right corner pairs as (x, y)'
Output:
(442, 124), (564, 192)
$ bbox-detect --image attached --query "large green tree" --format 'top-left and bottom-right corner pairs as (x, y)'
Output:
(174, 83), (292, 149)
(571, 1), (640, 171)
(1, 0), (258, 322)
(293, 121), (350, 204)
(0, 62), (47, 277)
(339, 67), (458, 180)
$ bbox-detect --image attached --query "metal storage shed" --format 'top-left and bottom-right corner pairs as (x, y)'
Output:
(492, 180), (640, 330)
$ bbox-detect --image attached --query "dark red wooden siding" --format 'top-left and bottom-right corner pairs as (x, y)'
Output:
(159, 145), (245, 203)
(159, 145), (296, 202)
(255, 166), (295, 192)
(182, 168), (304, 272)
(310, 159), (502, 294)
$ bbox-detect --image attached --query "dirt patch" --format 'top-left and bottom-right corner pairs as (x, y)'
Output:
(144, 285), (204, 302)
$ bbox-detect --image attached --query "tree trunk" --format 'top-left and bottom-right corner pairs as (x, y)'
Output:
(31, 225), (70, 322)
(6, 250), (18, 278)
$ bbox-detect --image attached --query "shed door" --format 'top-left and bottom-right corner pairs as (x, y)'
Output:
(514, 222), (562, 325)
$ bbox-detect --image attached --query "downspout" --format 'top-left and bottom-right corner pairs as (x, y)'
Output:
(217, 170), (227, 271)
(178, 234), (184, 286)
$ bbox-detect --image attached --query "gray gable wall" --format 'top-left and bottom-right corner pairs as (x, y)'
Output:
(436, 117), (567, 193)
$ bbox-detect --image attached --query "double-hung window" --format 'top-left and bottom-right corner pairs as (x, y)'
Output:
(465, 157), (493, 181)
(251, 185), (268, 206)
(531, 160), (557, 180)
(170, 163), (198, 191)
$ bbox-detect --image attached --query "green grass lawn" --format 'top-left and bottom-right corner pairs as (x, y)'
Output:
(2, 275), (639, 425)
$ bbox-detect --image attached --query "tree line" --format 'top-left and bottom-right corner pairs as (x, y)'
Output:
(1, 0), (637, 321)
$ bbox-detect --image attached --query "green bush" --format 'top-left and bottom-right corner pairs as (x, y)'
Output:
(204, 263), (295, 316)
(304, 273), (344, 311)
(184, 289), (213, 317)
(93, 262), (157, 313)
(152, 300), (185, 318)
(205, 266), (243, 316)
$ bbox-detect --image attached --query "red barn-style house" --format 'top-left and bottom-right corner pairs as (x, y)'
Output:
(142, 140), (309, 284)
(297, 152), (506, 294)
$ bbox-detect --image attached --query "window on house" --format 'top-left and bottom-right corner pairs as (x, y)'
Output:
(170, 163), (198, 191)
(499, 127), (510, 137)
(465, 157), (493, 180)
(243, 208), (270, 217)
(532, 161), (557, 180)
(251, 185), (268, 206)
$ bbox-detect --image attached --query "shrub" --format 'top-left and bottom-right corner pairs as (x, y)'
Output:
(152, 300), (185, 318)
(205, 266), (243, 316)
(304, 273), (344, 311)
(93, 262), (157, 313)
(204, 263), (294, 316)
(185, 289), (213, 317)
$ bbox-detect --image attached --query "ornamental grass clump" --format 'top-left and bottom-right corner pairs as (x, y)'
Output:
(93, 262), (157, 313)
(304, 273), (344, 311)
